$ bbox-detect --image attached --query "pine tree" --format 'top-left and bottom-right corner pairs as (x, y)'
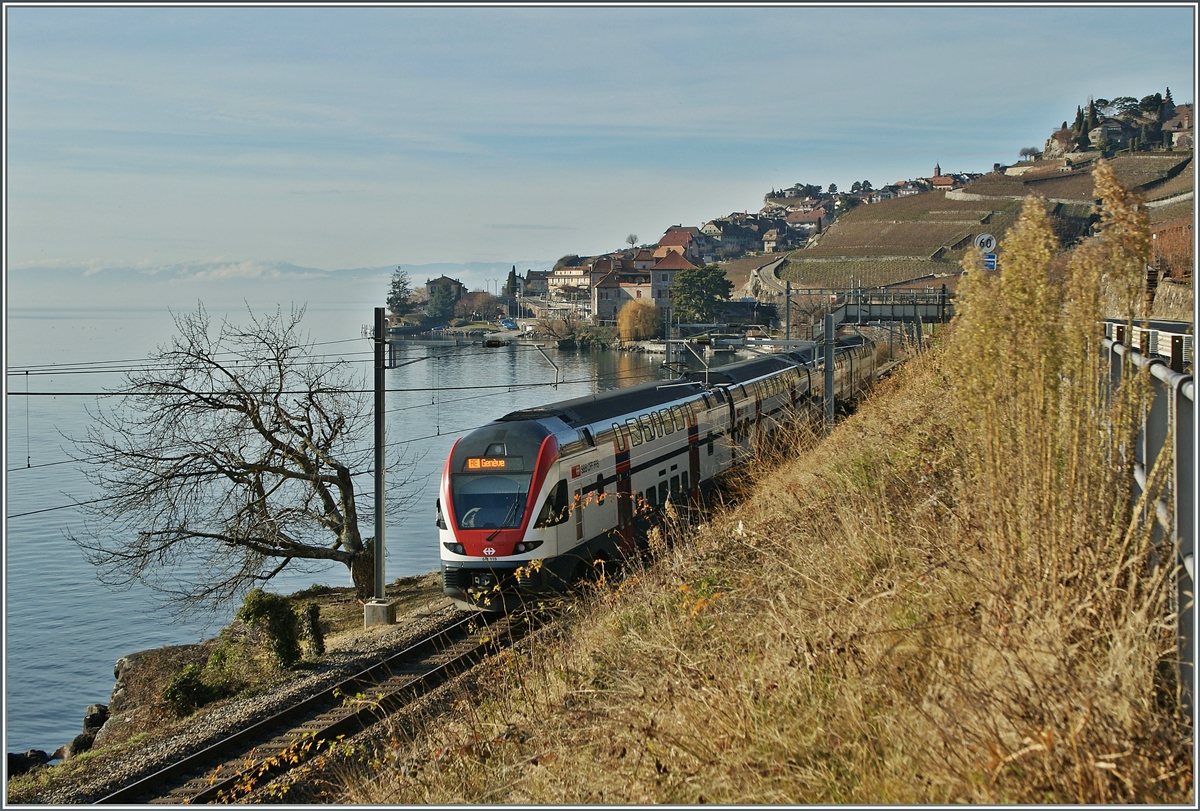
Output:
(1086, 99), (1098, 130)
(387, 267), (415, 316)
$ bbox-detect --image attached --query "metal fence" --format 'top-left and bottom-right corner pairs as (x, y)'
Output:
(1104, 325), (1194, 719)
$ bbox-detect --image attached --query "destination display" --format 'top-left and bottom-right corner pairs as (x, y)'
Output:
(465, 457), (523, 471)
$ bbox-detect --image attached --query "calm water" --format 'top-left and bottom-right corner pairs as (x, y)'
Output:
(3, 305), (716, 755)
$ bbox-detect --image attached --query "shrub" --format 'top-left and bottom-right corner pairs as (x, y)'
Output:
(305, 603), (326, 656)
(236, 589), (302, 667)
(616, 300), (662, 341)
(162, 663), (222, 716)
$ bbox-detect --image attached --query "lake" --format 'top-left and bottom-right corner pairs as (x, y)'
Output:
(3, 304), (722, 755)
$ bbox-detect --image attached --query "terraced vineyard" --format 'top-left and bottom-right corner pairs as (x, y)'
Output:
(803, 220), (979, 257)
(765, 154), (1187, 293)
(778, 258), (957, 289)
(791, 193), (1024, 269)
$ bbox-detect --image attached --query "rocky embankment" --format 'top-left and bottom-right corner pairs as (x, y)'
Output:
(6, 573), (451, 801)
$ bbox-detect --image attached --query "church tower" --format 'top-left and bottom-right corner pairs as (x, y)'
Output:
(934, 162), (941, 177)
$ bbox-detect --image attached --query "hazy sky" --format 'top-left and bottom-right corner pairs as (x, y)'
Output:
(4, 3), (1196, 287)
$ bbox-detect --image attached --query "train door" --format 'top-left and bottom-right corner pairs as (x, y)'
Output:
(573, 486), (584, 543)
(688, 406), (701, 505)
(612, 423), (635, 554)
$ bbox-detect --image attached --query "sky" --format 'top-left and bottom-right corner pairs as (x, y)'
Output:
(3, 3), (1196, 307)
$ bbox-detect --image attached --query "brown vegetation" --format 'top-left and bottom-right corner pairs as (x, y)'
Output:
(337, 163), (1191, 804)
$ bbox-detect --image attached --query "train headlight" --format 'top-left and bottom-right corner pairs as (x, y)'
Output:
(442, 542), (465, 555)
(514, 540), (543, 554)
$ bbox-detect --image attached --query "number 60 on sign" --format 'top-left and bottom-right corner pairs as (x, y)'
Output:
(974, 233), (997, 252)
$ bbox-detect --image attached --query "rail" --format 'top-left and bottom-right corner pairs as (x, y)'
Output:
(93, 612), (529, 804)
(1103, 324), (1193, 720)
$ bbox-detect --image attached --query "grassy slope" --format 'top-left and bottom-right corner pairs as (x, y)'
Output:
(336, 181), (1191, 804)
(338, 337), (1189, 804)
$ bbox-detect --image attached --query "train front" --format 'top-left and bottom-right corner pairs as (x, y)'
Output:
(437, 418), (566, 611)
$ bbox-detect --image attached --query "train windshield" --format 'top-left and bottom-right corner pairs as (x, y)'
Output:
(452, 473), (532, 529)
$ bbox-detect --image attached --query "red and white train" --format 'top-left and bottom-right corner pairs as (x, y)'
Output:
(438, 337), (877, 610)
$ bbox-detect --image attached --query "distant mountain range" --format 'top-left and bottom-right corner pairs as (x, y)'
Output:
(6, 259), (554, 313)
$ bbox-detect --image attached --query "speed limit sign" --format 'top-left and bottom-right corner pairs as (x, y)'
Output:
(974, 233), (997, 252)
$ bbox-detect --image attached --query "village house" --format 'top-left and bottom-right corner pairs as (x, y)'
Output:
(649, 250), (695, 304)
(425, 275), (464, 301)
(1089, 117), (1134, 148)
(1162, 103), (1193, 149)
(785, 207), (827, 232)
(589, 269), (652, 322)
(523, 270), (549, 297)
(655, 227), (705, 263)
(632, 248), (656, 270)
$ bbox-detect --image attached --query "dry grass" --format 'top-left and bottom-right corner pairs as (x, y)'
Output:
(340, 168), (1191, 803)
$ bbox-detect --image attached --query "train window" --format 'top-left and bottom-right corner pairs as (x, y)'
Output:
(644, 487), (656, 509)
(625, 418), (643, 446)
(637, 416), (654, 443)
(452, 472), (531, 529)
(611, 423), (627, 451)
(681, 471), (689, 492)
(581, 427), (595, 447)
(658, 481), (669, 504)
(534, 479), (570, 528)
(659, 410), (674, 435)
(670, 475), (680, 495)
(671, 406), (686, 432)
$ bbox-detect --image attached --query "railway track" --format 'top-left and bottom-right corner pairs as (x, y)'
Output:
(94, 611), (532, 804)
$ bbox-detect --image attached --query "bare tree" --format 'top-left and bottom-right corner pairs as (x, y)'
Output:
(627, 233), (638, 251)
(68, 304), (419, 616)
(533, 310), (583, 340)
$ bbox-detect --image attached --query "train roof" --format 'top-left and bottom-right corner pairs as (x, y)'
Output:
(686, 354), (802, 386)
(497, 378), (707, 428)
(496, 337), (872, 428)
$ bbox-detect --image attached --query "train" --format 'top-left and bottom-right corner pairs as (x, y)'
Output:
(437, 336), (879, 611)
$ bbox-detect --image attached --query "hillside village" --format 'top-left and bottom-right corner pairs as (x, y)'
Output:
(406, 88), (1192, 331)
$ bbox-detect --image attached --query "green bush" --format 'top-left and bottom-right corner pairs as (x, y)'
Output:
(305, 603), (326, 656)
(162, 663), (222, 715)
(236, 589), (302, 667)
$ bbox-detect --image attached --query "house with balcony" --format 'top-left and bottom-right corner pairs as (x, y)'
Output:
(547, 265), (590, 300)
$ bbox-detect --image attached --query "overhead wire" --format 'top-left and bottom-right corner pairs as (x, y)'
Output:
(4, 365), (663, 475)
(4, 352), (673, 520)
